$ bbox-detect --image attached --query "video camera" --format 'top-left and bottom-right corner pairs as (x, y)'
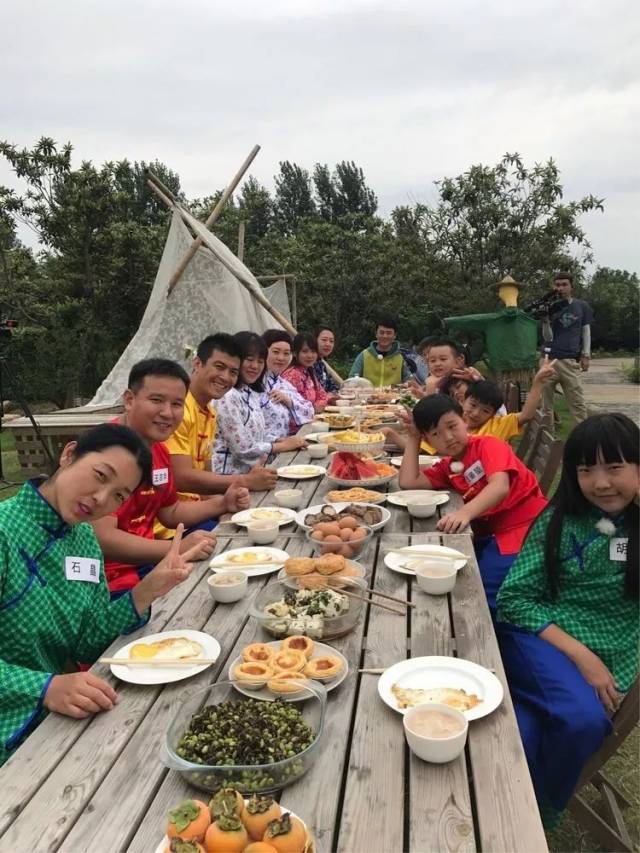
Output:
(523, 291), (568, 321)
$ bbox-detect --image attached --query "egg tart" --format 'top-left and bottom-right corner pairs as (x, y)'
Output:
(304, 655), (343, 681)
(232, 660), (273, 688)
(267, 671), (308, 695)
(272, 649), (306, 672)
(281, 635), (315, 659)
(242, 643), (275, 664)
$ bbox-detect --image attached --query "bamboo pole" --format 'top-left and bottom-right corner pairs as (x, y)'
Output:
(237, 221), (245, 262)
(291, 274), (298, 327)
(165, 144), (261, 295)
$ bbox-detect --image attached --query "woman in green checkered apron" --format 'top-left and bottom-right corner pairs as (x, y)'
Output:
(496, 414), (639, 826)
(0, 424), (201, 766)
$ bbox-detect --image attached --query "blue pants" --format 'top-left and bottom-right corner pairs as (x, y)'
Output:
(475, 536), (517, 614)
(498, 626), (611, 823)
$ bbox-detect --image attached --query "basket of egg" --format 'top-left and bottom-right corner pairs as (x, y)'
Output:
(305, 516), (373, 559)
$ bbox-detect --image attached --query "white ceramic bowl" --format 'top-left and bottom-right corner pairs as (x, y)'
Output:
(207, 572), (248, 603)
(413, 561), (458, 595)
(310, 421), (330, 433)
(274, 488), (304, 509)
(246, 520), (280, 545)
(403, 703), (468, 763)
(307, 443), (329, 459)
(405, 496), (441, 518)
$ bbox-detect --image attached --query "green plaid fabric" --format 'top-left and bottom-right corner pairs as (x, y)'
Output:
(497, 509), (639, 691)
(0, 481), (147, 764)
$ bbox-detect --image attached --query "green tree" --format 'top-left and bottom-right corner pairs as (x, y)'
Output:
(585, 267), (640, 351)
(274, 161), (316, 235)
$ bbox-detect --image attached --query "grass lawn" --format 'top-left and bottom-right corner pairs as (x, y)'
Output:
(0, 406), (637, 851)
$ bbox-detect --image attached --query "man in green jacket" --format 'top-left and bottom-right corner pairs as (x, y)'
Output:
(349, 314), (411, 386)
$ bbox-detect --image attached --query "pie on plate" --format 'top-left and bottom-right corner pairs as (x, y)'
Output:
(391, 683), (481, 711)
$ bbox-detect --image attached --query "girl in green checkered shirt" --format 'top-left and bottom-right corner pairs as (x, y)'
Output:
(497, 413), (639, 826)
(0, 424), (203, 766)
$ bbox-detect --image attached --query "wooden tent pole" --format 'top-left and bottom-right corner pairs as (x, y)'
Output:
(237, 221), (245, 262)
(166, 144), (261, 295)
(146, 179), (179, 214)
(291, 274), (298, 328)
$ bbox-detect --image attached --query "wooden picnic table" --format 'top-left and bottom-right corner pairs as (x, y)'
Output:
(0, 445), (547, 853)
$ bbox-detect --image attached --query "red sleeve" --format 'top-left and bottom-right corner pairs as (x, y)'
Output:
(421, 458), (451, 489)
(476, 436), (520, 478)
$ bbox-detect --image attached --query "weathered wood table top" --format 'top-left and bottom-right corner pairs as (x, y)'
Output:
(0, 446), (547, 853)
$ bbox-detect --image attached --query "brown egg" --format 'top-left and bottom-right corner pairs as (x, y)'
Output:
(351, 527), (367, 541)
(311, 530), (324, 541)
(322, 522), (342, 537)
(322, 534), (342, 554)
(338, 516), (359, 530)
(340, 544), (354, 558)
(314, 522), (333, 534)
(339, 527), (353, 542)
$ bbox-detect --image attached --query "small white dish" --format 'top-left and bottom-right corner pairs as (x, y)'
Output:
(390, 455), (441, 468)
(109, 630), (220, 685)
(384, 544), (467, 577)
(413, 562), (458, 595)
(405, 495), (442, 518)
(404, 703), (468, 763)
(231, 506), (296, 527)
(277, 464), (326, 480)
(295, 502), (391, 532)
(209, 547), (288, 577)
(310, 421), (330, 432)
(246, 520), (280, 544)
(307, 443), (329, 459)
(386, 490), (449, 509)
(274, 488), (304, 509)
(207, 572), (248, 602)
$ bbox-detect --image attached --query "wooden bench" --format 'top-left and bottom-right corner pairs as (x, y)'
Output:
(569, 676), (640, 852)
(527, 426), (564, 497)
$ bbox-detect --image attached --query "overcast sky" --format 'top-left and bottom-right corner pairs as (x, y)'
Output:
(1, 0), (638, 272)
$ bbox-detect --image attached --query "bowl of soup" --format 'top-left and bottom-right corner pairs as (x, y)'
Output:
(403, 703), (468, 763)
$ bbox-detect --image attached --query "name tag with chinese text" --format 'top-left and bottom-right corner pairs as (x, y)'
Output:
(609, 538), (628, 562)
(464, 461), (485, 486)
(152, 467), (169, 486)
(65, 556), (101, 583)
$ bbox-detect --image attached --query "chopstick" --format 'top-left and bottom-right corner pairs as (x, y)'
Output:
(384, 546), (466, 560)
(292, 574), (415, 608)
(329, 584), (405, 615)
(358, 667), (386, 674)
(99, 657), (216, 666)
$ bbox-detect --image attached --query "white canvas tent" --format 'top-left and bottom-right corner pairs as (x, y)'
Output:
(89, 211), (291, 408)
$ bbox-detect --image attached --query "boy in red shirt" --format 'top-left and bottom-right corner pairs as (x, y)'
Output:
(93, 358), (250, 596)
(398, 394), (547, 610)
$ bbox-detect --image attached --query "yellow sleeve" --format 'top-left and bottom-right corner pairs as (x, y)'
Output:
(165, 407), (194, 457)
(489, 413), (522, 441)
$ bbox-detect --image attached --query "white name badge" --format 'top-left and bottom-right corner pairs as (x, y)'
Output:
(152, 467), (169, 486)
(464, 460), (485, 486)
(65, 556), (101, 584)
(610, 538), (628, 562)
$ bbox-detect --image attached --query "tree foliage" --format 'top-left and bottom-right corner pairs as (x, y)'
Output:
(584, 267), (639, 351)
(0, 139), (627, 406)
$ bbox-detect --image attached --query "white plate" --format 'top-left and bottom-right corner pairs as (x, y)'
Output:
(154, 806), (308, 853)
(110, 630), (220, 686)
(231, 506), (297, 527)
(386, 490), (449, 508)
(209, 547), (289, 576)
(228, 641), (349, 701)
(384, 543), (467, 576)
(295, 502), (391, 532)
(378, 655), (503, 720)
(277, 464), (326, 480)
(390, 455), (441, 468)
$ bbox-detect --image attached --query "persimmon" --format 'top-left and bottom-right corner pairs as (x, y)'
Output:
(244, 844), (278, 853)
(209, 788), (244, 821)
(240, 795), (282, 841)
(204, 814), (248, 852)
(165, 840), (206, 853)
(167, 800), (211, 842)
(263, 814), (307, 853)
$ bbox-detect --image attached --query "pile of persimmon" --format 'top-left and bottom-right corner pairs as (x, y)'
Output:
(165, 788), (310, 853)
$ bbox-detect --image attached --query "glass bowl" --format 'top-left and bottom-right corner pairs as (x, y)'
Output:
(249, 578), (366, 640)
(164, 679), (326, 794)
(305, 524), (374, 560)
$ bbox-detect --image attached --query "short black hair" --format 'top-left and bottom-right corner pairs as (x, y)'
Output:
(72, 423), (152, 487)
(316, 325), (334, 337)
(234, 330), (267, 392)
(422, 336), (465, 359)
(197, 333), (241, 363)
(412, 394), (463, 432)
(465, 380), (504, 413)
(263, 328), (293, 349)
(376, 314), (398, 332)
(554, 271), (573, 284)
(128, 358), (190, 393)
(440, 374), (471, 398)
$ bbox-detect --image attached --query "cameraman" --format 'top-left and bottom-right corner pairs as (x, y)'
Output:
(540, 271), (593, 433)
